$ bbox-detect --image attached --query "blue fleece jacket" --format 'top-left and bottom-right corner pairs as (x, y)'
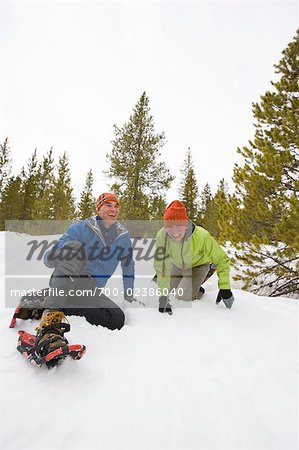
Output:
(44, 216), (135, 293)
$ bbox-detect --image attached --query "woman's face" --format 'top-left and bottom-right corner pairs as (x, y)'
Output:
(165, 223), (187, 242)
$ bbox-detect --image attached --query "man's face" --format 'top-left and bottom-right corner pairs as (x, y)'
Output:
(98, 202), (120, 223)
(165, 223), (187, 242)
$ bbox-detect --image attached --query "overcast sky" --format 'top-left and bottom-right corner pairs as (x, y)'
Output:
(0, 1), (297, 202)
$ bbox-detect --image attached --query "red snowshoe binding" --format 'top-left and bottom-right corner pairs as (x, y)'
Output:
(17, 324), (86, 369)
(17, 309), (86, 368)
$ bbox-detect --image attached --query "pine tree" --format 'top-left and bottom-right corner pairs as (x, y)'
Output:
(213, 178), (230, 242)
(0, 138), (11, 196)
(0, 176), (22, 229)
(107, 92), (174, 220)
(78, 170), (95, 219)
(178, 148), (199, 222)
(32, 148), (56, 220)
(52, 152), (76, 220)
(0, 138), (12, 229)
(222, 30), (299, 297)
(19, 149), (41, 220)
(148, 195), (167, 221)
(199, 183), (218, 236)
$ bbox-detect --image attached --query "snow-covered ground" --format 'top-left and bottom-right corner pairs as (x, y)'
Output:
(0, 232), (298, 450)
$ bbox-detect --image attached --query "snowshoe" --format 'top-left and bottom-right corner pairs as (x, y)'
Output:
(9, 288), (48, 328)
(17, 326), (86, 369)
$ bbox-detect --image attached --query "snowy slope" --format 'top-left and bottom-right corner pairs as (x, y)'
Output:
(0, 232), (298, 450)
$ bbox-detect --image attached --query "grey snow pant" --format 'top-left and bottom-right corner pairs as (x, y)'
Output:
(170, 263), (211, 301)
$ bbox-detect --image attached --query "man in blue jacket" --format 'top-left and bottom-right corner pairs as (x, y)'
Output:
(35, 192), (135, 357)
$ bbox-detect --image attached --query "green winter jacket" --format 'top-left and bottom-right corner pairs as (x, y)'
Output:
(154, 222), (231, 293)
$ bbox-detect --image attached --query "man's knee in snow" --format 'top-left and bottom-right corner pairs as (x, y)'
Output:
(110, 309), (125, 330)
(87, 308), (125, 330)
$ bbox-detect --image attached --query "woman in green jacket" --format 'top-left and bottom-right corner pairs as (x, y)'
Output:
(154, 200), (234, 314)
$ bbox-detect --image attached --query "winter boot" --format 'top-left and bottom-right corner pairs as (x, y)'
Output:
(192, 286), (205, 300)
(35, 310), (70, 367)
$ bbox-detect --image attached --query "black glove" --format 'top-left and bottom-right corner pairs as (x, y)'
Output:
(216, 289), (234, 308)
(124, 293), (145, 306)
(124, 293), (137, 303)
(124, 293), (133, 302)
(159, 296), (172, 315)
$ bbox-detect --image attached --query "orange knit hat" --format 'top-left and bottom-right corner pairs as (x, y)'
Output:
(164, 200), (188, 223)
(96, 192), (119, 211)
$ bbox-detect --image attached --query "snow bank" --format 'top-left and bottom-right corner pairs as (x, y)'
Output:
(0, 232), (297, 450)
